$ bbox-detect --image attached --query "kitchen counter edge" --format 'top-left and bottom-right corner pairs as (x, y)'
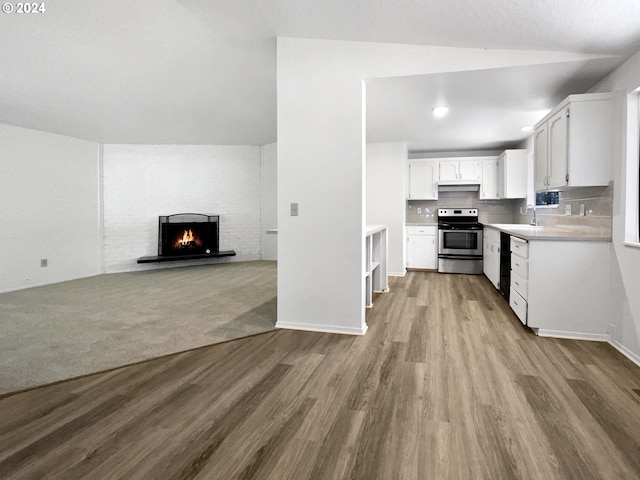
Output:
(483, 224), (611, 242)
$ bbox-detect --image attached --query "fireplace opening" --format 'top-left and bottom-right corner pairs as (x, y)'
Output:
(159, 214), (219, 257)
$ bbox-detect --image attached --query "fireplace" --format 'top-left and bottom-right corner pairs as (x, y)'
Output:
(158, 214), (219, 257)
(137, 213), (235, 264)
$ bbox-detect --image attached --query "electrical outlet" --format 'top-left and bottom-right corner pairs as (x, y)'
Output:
(565, 204), (572, 215)
(417, 208), (422, 214)
(580, 204), (585, 216)
(290, 203), (298, 216)
(40, 259), (48, 268)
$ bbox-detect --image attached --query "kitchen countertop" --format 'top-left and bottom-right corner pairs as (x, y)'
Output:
(484, 223), (611, 242)
(406, 222), (438, 226)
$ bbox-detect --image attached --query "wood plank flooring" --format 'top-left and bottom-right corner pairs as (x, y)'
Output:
(1, 271), (639, 479)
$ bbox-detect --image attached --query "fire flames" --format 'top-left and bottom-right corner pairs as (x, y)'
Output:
(175, 229), (199, 249)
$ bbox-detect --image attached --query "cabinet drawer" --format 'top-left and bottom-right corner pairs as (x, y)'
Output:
(509, 288), (527, 325)
(510, 271), (528, 300)
(510, 236), (529, 258)
(406, 225), (436, 235)
(511, 255), (529, 279)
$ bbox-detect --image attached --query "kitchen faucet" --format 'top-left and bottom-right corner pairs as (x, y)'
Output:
(526, 204), (538, 226)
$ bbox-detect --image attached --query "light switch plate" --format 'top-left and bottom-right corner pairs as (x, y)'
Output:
(290, 203), (299, 216)
(565, 204), (572, 215)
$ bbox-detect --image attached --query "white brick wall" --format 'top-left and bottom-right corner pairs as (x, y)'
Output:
(103, 144), (261, 273)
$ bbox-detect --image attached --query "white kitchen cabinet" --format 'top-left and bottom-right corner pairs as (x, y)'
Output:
(504, 235), (610, 338)
(533, 125), (549, 192)
(534, 93), (612, 191)
(407, 160), (438, 200)
(480, 151), (526, 200)
(438, 158), (481, 182)
(483, 227), (500, 289)
(480, 158), (499, 199)
(406, 225), (437, 269)
(497, 149), (527, 198)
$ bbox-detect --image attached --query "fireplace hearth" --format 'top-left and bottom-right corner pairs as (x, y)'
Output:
(137, 213), (236, 264)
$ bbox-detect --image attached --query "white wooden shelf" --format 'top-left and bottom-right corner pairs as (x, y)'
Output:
(365, 225), (389, 308)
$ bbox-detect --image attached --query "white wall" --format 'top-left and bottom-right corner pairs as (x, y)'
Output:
(590, 48), (640, 364)
(366, 142), (407, 275)
(260, 143), (277, 261)
(276, 36), (604, 335)
(102, 144), (261, 272)
(0, 124), (102, 292)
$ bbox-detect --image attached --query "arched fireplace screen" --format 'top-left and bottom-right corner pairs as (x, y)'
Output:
(158, 214), (219, 257)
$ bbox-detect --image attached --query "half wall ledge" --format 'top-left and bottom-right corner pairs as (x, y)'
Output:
(136, 250), (236, 264)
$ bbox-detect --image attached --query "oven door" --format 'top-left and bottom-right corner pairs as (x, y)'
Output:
(438, 229), (482, 256)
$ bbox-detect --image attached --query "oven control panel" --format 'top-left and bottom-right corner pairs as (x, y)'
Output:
(438, 208), (478, 217)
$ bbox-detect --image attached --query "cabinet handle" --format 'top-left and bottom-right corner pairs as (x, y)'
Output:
(515, 263), (520, 267)
(514, 300), (519, 306)
(515, 281), (520, 286)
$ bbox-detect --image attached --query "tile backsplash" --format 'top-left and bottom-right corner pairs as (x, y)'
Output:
(407, 192), (520, 224)
(406, 182), (613, 238)
(513, 183), (613, 237)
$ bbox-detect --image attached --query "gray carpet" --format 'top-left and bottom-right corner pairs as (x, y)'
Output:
(0, 260), (277, 395)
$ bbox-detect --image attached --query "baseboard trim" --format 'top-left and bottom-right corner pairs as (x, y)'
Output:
(534, 329), (609, 342)
(608, 339), (640, 367)
(275, 321), (367, 336)
(388, 270), (406, 277)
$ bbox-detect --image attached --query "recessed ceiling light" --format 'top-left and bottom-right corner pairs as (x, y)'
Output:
(432, 106), (449, 118)
(521, 125), (534, 132)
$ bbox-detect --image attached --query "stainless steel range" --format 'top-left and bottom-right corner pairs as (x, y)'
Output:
(437, 208), (483, 274)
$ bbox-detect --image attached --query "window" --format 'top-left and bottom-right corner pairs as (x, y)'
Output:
(624, 89), (640, 246)
(536, 191), (559, 208)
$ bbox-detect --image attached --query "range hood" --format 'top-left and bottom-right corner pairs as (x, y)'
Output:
(437, 181), (480, 192)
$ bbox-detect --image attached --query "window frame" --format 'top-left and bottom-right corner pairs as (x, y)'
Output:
(624, 89), (640, 247)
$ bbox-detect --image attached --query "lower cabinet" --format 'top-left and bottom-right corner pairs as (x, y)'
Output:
(406, 226), (437, 269)
(505, 236), (610, 337)
(483, 227), (500, 288)
(509, 236), (529, 325)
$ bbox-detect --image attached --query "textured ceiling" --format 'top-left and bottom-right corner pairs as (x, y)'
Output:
(0, 0), (639, 146)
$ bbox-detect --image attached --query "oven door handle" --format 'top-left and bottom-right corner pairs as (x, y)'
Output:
(437, 254), (483, 260)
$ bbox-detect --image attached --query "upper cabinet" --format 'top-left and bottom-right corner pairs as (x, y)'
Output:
(534, 93), (612, 191)
(480, 158), (499, 199)
(407, 160), (438, 200)
(439, 158), (481, 182)
(480, 150), (527, 200)
(497, 149), (527, 198)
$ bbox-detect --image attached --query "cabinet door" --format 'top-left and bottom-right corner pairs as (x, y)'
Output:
(497, 155), (505, 198)
(458, 160), (481, 181)
(501, 150), (527, 198)
(438, 161), (458, 181)
(547, 109), (569, 189)
(534, 125), (549, 191)
(408, 161), (437, 199)
(480, 158), (499, 199)
(482, 231), (500, 289)
(489, 241), (500, 289)
(407, 234), (436, 269)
